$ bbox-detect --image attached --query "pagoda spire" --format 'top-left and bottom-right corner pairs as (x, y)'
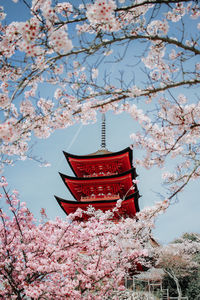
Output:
(101, 113), (106, 149)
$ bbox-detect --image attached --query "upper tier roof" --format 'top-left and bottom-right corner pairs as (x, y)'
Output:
(87, 148), (113, 156)
(63, 147), (133, 177)
(55, 192), (140, 221)
(59, 168), (138, 202)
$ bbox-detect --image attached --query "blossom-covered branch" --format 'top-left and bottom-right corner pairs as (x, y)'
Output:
(0, 0), (200, 199)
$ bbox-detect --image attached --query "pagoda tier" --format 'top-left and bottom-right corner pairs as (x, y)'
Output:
(59, 168), (138, 202)
(63, 147), (133, 177)
(55, 192), (140, 221)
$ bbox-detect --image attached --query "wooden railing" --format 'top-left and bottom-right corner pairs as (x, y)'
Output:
(80, 194), (120, 202)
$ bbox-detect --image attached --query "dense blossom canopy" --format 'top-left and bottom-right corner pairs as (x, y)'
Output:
(0, 177), (169, 298)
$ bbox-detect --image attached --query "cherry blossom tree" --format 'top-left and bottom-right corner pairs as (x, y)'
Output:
(0, 176), (169, 299)
(0, 0), (199, 200)
(156, 233), (200, 299)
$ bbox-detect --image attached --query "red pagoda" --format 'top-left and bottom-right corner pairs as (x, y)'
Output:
(55, 115), (140, 220)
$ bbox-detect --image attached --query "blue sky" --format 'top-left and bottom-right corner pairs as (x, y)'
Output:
(1, 0), (200, 244)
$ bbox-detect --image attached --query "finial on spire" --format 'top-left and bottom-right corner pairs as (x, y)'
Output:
(101, 113), (106, 149)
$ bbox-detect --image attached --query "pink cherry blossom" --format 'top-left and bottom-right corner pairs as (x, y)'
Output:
(48, 26), (73, 54)
(86, 0), (120, 32)
(0, 179), (169, 299)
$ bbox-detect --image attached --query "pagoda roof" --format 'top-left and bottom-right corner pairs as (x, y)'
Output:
(55, 192), (140, 220)
(63, 147), (133, 177)
(87, 148), (113, 156)
(59, 168), (138, 202)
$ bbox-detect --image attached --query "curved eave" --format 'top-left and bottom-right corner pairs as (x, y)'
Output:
(63, 146), (132, 160)
(60, 167), (137, 182)
(55, 192), (140, 219)
(63, 147), (133, 176)
(59, 168), (138, 201)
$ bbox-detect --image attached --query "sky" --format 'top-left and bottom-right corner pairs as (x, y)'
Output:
(1, 0), (200, 245)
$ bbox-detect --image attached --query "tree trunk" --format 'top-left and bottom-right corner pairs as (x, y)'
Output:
(164, 269), (182, 299)
(173, 274), (182, 300)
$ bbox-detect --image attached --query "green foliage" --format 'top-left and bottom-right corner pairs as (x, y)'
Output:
(185, 276), (200, 299)
(173, 232), (200, 243)
(185, 253), (200, 299)
(162, 275), (189, 297)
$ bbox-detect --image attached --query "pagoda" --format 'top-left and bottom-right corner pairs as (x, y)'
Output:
(55, 115), (140, 220)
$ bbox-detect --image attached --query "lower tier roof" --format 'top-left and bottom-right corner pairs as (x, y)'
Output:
(55, 192), (140, 221)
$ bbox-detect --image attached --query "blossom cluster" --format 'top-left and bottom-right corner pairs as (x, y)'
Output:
(0, 179), (168, 299)
(1, 17), (42, 57)
(157, 235), (200, 274)
(48, 26), (73, 54)
(128, 94), (200, 194)
(86, 0), (120, 32)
